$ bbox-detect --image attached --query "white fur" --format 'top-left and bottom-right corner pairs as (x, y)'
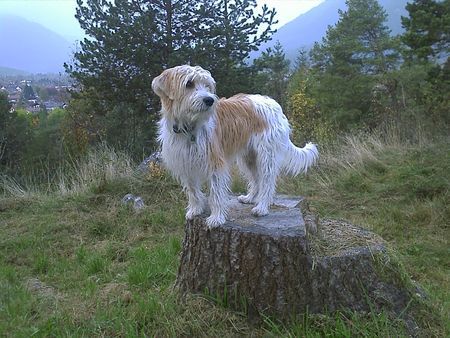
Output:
(154, 66), (318, 228)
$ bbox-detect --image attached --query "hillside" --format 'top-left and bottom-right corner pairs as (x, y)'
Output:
(0, 66), (29, 76)
(257, 0), (409, 60)
(0, 136), (448, 336)
(0, 15), (74, 74)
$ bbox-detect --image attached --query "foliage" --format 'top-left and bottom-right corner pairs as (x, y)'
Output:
(0, 93), (33, 173)
(401, 0), (450, 62)
(0, 93), (74, 184)
(252, 41), (290, 106)
(286, 49), (334, 145)
(194, 0), (277, 96)
(399, 0), (450, 130)
(309, 0), (401, 131)
(4, 0), (450, 187)
(287, 48), (310, 96)
(21, 84), (35, 100)
(287, 83), (334, 145)
(22, 108), (67, 174)
(65, 0), (276, 157)
(0, 92), (10, 163)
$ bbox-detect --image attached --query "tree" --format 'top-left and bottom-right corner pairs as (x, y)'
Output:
(22, 84), (36, 100)
(401, 0), (450, 62)
(193, 0), (277, 96)
(23, 108), (67, 174)
(66, 0), (276, 156)
(66, 0), (198, 156)
(399, 0), (450, 130)
(0, 92), (10, 163)
(286, 50), (334, 144)
(253, 41), (290, 105)
(287, 48), (311, 98)
(309, 0), (400, 131)
(0, 101), (33, 173)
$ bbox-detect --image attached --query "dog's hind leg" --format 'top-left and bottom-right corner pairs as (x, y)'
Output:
(183, 177), (206, 220)
(251, 149), (280, 217)
(236, 149), (259, 204)
(206, 170), (230, 227)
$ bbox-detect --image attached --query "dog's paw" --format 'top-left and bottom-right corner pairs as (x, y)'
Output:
(206, 214), (226, 228)
(237, 194), (254, 204)
(251, 205), (269, 217)
(186, 207), (204, 220)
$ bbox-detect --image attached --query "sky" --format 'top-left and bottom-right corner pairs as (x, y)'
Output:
(0, 0), (324, 41)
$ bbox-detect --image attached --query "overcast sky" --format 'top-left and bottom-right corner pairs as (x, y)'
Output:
(0, 0), (323, 41)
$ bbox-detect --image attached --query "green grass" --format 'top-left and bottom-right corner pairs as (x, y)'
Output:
(1, 137), (449, 336)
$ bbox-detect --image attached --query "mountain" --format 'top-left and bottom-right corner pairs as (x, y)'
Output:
(0, 15), (74, 74)
(0, 65), (29, 76)
(257, 0), (409, 61)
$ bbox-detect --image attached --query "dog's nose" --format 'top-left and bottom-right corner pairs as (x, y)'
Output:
(203, 97), (214, 107)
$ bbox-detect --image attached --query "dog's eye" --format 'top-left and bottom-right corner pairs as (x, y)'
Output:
(186, 80), (194, 88)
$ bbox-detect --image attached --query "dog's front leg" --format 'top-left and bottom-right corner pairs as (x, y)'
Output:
(183, 178), (206, 220)
(206, 171), (230, 228)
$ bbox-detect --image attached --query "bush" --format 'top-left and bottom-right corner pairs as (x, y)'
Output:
(287, 82), (334, 145)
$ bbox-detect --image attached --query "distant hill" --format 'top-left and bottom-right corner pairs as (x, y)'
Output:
(257, 0), (409, 61)
(0, 15), (74, 74)
(0, 65), (29, 76)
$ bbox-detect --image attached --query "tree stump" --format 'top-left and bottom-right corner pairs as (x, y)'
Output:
(176, 195), (423, 324)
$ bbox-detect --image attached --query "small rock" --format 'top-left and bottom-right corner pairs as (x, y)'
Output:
(121, 194), (145, 211)
(134, 196), (145, 210)
(121, 193), (135, 204)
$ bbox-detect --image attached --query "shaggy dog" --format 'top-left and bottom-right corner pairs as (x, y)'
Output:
(152, 65), (318, 227)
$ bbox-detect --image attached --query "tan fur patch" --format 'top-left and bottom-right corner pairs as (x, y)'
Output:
(209, 94), (268, 169)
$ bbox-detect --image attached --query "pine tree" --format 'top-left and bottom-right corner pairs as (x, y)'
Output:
(310, 0), (400, 131)
(253, 41), (290, 105)
(288, 48), (311, 98)
(65, 0), (276, 155)
(193, 0), (277, 96)
(22, 84), (35, 100)
(401, 0), (450, 62)
(400, 0), (449, 128)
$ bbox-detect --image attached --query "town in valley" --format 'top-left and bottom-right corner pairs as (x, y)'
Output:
(0, 74), (75, 114)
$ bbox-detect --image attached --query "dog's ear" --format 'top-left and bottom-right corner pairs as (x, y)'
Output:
(152, 71), (172, 100)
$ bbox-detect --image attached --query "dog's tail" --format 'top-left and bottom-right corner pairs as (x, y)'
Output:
(282, 141), (319, 176)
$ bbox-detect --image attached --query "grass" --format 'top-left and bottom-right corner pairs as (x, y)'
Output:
(1, 135), (449, 336)
(279, 134), (449, 335)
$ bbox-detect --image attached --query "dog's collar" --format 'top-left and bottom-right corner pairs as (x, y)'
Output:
(172, 123), (196, 143)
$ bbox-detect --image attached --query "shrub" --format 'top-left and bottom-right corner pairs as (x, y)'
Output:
(287, 82), (334, 145)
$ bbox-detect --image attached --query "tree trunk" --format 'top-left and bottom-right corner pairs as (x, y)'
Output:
(176, 195), (423, 328)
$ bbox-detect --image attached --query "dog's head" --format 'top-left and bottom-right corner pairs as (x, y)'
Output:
(152, 65), (217, 134)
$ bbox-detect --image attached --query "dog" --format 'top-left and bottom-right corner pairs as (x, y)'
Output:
(152, 65), (318, 227)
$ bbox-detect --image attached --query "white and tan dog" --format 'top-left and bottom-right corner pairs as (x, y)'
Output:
(152, 65), (318, 227)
